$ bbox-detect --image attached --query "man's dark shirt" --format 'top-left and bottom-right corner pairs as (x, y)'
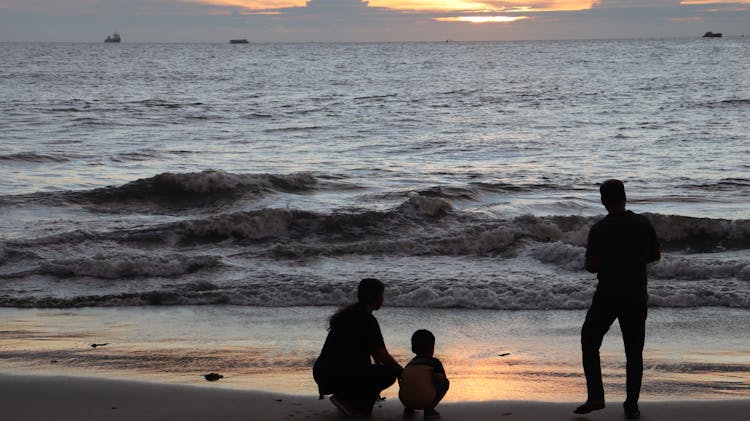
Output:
(586, 210), (659, 302)
(315, 308), (385, 374)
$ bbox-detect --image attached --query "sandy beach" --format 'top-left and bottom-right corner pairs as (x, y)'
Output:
(2, 306), (749, 404)
(1, 374), (748, 421)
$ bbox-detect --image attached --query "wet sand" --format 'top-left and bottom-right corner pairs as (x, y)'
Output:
(1, 374), (749, 421)
(1, 306), (749, 402)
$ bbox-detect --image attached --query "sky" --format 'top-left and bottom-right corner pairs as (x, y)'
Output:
(0, 0), (748, 42)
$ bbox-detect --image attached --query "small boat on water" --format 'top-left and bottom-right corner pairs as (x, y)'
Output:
(105, 32), (121, 43)
(703, 31), (722, 38)
(230, 39), (249, 44)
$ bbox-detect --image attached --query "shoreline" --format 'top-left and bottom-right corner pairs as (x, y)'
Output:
(1, 306), (748, 402)
(2, 374), (749, 421)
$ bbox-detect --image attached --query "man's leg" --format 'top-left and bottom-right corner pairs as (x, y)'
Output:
(618, 300), (648, 413)
(578, 299), (617, 411)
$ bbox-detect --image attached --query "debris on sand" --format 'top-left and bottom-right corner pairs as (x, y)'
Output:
(204, 373), (224, 382)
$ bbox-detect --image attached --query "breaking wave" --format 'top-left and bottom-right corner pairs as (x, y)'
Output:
(0, 170), (321, 212)
(1, 275), (747, 309)
(2, 193), (749, 309)
(0, 253), (221, 280)
(647, 213), (750, 252)
(6, 200), (749, 258)
(369, 182), (584, 202)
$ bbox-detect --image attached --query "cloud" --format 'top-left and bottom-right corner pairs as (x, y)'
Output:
(287, 0), (377, 15)
(192, 0), (601, 12)
(307, 0), (369, 8)
(0, 0), (748, 41)
(680, 0), (750, 3)
(477, 0), (599, 12)
(182, 0), (304, 10)
(0, 0), (243, 17)
(669, 16), (705, 21)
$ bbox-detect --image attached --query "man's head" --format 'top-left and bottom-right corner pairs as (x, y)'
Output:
(411, 329), (435, 356)
(357, 278), (385, 310)
(599, 179), (626, 212)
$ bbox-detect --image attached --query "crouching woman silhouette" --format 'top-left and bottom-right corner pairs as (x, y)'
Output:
(313, 278), (403, 416)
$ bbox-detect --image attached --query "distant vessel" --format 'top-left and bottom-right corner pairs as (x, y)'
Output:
(229, 39), (249, 44)
(105, 32), (121, 43)
(703, 32), (722, 38)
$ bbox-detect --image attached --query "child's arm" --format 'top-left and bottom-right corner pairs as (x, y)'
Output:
(433, 358), (447, 378)
(432, 358), (448, 383)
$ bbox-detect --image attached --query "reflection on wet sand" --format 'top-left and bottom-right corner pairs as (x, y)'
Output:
(1, 307), (748, 401)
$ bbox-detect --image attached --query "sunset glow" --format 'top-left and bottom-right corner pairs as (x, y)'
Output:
(185, 0), (599, 13)
(372, 0), (598, 13)
(371, 0), (501, 11)
(436, 16), (529, 23)
(183, 0), (304, 10)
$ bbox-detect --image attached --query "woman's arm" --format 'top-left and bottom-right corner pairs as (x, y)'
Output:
(372, 346), (403, 376)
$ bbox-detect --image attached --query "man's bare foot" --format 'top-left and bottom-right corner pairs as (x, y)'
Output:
(574, 400), (605, 414)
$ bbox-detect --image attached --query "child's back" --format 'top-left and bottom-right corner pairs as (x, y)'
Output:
(399, 356), (446, 409)
(398, 330), (449, 418)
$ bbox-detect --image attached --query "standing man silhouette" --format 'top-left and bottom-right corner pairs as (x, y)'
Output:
(575, 179), (661, 420)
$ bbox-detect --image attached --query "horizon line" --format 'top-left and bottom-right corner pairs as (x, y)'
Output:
(0, 35), (743, 44)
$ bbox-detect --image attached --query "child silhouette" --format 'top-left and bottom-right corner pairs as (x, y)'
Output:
(398, 329), (449, 419)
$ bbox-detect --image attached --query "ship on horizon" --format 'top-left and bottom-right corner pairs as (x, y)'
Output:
(105, 32), (121, 43)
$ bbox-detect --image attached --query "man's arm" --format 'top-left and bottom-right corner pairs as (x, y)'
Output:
(585, 225), (600, 273)
(647, 221), (661, 263)
(585, 255), (600, 273)
(648, 246), (661, 263)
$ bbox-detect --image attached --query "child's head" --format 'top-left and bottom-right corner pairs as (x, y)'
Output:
(411, 329), (435, 356)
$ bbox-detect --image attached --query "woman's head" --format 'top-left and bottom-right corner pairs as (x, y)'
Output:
(357, 278), (385, 309)
(329, 278), (385, 330)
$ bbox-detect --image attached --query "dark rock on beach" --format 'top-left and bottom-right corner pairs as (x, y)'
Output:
(204, 373), (224, 382)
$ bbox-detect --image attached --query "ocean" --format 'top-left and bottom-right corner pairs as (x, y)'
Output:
(0, 39), (748, 401)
